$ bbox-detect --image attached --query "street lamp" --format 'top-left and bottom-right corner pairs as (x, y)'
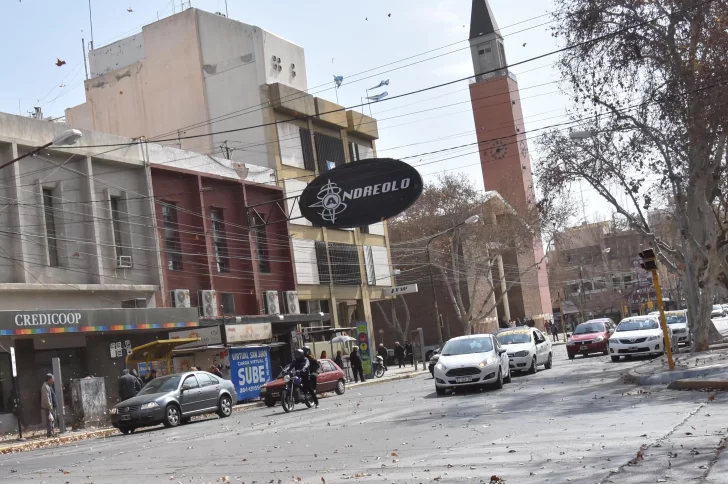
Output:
(425, 214), (480, 345)
(0, 129), (83, 170)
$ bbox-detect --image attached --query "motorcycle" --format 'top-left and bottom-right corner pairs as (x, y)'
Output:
(373, 355), (386, 378)
(280, 366), (313, 413)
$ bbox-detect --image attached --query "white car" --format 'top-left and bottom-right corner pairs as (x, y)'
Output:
(664, 310), (691, 346)
(495, 327), (553, 373)
(711, 305), (725, 318)
(434, 334), (510, 396)
(609, 316), (674, 362)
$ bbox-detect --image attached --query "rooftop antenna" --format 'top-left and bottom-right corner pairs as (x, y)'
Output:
(88, 0), (94, 50)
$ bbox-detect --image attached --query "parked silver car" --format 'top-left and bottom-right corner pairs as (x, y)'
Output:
(110, 371), (237, 434)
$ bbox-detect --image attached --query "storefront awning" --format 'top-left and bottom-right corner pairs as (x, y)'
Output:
(126, 338), (201, 366)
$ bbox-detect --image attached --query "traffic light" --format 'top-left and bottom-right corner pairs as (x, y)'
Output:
(638, 248), (658, 271)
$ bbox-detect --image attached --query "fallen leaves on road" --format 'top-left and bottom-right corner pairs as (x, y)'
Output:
(629, 445), (648, 465)
(490, 476), (505, 483)
(708, 393), (716, 402)
(391, 452), (398, 456)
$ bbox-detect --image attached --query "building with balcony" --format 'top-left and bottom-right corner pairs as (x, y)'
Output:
(66, 7), (393, 341)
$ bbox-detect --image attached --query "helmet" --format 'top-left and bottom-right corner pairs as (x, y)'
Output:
(302, 346), (311, 356)
(294, 349), (305, 361)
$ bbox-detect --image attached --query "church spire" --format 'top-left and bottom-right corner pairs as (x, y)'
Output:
(469, 0), (500, 40)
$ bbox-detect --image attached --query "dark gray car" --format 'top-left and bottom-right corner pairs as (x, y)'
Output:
(110, 371), (237, 434)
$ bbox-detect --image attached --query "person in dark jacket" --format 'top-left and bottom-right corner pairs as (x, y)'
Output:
(394, 342), (405, 368)
(130, 368), (144, 390)
(302, 347), (319, 407)
(209, 365), (223, 378)
(334, 350), (344, 369)
(350, 346), (365, 383)
(404, 342), (414, 367)
(144, 369), (158, 386)
(377, 343), (388, 371)
(119, 369), (141, 401)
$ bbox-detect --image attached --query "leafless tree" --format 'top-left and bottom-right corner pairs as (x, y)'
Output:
(536, 0), (728, 350)
(373, 297), (411, 343)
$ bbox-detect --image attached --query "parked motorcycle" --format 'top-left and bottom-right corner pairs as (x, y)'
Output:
(373, 355), (386, 378)
(280, 366), (313, 413)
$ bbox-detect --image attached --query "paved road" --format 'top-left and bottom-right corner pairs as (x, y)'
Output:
(3, 345), (728, 483)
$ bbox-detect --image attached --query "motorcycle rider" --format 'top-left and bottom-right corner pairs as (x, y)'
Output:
(302, 347), (320, 408)
(377, 343), (388, 371)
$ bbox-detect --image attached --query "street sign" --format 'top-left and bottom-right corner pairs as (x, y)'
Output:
(9, 347), (16, 377)
(383, 284), (418, 297)
(109, 343), (116, 358)
(115, 341), (122, 358)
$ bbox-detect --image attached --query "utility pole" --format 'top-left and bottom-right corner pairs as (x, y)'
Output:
(578, 265), (585, 323)
(639, 248), (675, 370)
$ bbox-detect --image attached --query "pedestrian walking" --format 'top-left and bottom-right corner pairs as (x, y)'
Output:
(334, 350), (344, 369)
(394, 342), (405, 368)
(404, 341), (414, 367)
(551, 322), (559, 342)
(118, 369), (141, 402)
(350, 346), (365, 383)
(130, 368), (144, 389)
(377, 343), (388, 371)
(40, 374), (55, 438)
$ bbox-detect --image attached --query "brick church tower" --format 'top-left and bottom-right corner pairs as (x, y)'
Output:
(468, 0), (552, 322)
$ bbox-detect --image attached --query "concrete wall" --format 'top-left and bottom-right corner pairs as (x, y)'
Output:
(90, 34), (145, 77)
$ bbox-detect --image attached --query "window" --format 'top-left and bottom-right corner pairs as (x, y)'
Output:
(42, 189), (59, 267)
(315, 241), (361, 286)
(162, 203), (183, 271)
(198, 373), (218, 387)
(314, 132), (346, 173)
(321, 361), (335, 372)
(220, 293), (235, 314)
(253, 213), (270, 273)
(299, 127), (316, 171)
(110, 196), (124, 259)
(210, 209), (229, 272)
(478, 49), (485, 55)
(182, 375), (199, 389)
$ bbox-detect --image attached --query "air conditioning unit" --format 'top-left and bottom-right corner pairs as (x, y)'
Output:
(283, 291), (300, 315)
(264, 290), (280, 315)
(171, 289), (190, 308)
(117, 255), (132, 268)
(199, 290), (218, 318)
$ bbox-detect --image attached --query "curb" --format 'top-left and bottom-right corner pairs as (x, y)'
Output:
(667, 379), (728, 391)
(348, 370), (428, 390)
(0, 428), (117, 455)
(624, 364), (727, 385)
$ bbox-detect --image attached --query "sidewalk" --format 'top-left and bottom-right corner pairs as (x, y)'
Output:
(624, 346), (728, 387)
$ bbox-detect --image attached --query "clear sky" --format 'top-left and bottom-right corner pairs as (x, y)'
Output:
(0, 0), (610, 221)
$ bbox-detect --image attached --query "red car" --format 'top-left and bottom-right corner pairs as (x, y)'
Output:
(259, 358), (346, 407)
(567, 318), (615, 359)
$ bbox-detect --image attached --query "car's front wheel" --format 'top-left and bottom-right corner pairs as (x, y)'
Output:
(264, 398), (276, 407)
(335, 379), (346, 395)
(119, 427), (135, 435)
(435, 386), (446, 396)
(503, 366), (511, 383)
(493, 369), (503, 390)
(163, 404), (181, 428)
(217, 395), (233, 418)
(544, 352), (553, 369)
(611, 355), (620, 362)
(528, 356), (537, 374)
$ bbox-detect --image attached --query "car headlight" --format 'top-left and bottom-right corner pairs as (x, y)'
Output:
(109, 407), (118, 414)
(478, 357), (494, 368)
(140, 402), (159, 410)
(514, 350), (529, 357)
(567, 338), (573, 345)
(595, 335), (605, 342)
(647, 335), (661, 341)
(436, 363), (446, 370)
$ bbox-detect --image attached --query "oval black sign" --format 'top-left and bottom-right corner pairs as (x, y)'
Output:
(299, 158), (423, 228)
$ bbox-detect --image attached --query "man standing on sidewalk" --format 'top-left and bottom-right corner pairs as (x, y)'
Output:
(551, 322), (560, 342)
(40, 374), (55, 438)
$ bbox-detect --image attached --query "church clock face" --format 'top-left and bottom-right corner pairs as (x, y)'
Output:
(519, 139), (529, 158)
(489, 140), (507, 160)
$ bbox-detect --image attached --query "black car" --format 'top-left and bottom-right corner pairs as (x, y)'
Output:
(110, 371), (237, 434)
(428, 347), (442, 375)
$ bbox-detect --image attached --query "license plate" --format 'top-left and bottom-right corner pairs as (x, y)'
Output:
(629, 346), (639, 351)
(271, 393), (280, 398)
(455, 376), (473, 383)
(121, 415), (131, 421)
(580, 345), (589, 351)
